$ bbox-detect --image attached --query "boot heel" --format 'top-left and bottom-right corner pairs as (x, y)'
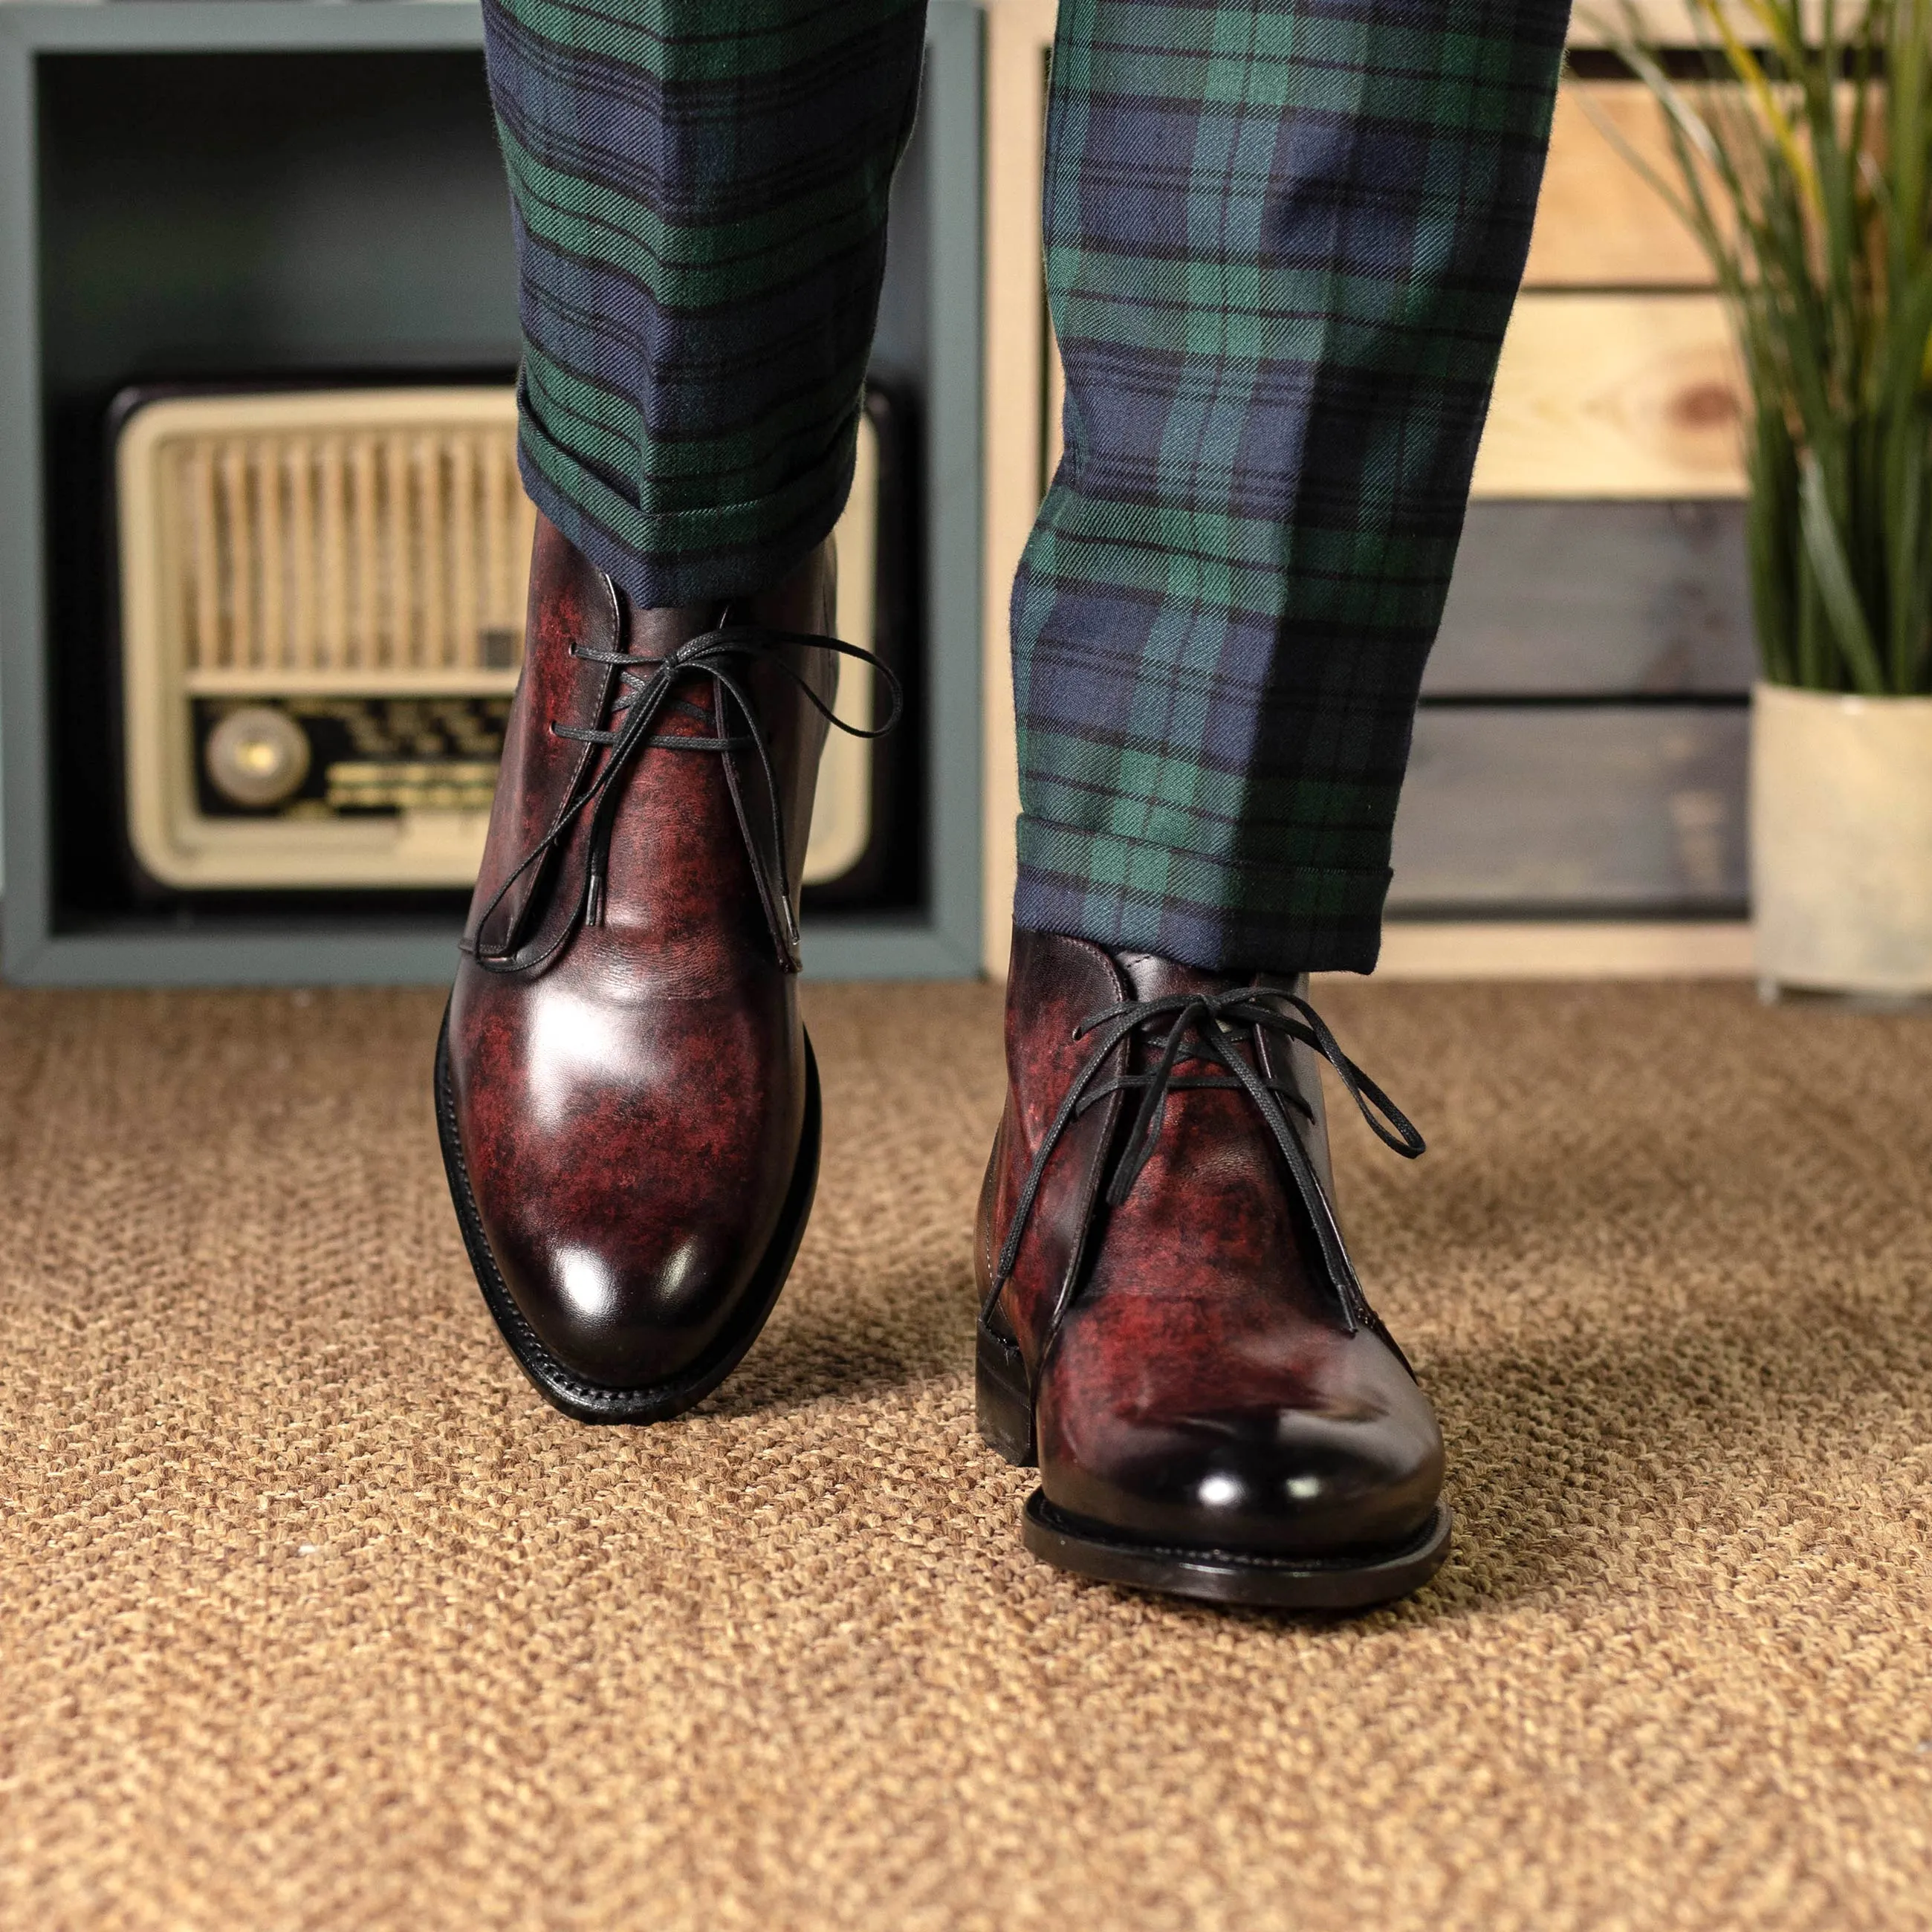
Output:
(976, 1320), (1036, 1466)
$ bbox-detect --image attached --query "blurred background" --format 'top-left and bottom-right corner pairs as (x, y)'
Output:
(0, 0), (1766, 991)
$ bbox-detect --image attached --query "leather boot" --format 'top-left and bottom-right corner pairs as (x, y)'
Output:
(975, 930), (1450, 1608)
(436, 514), (881, 1422)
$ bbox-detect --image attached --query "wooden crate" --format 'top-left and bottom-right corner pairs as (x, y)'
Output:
(1525, 83), (1716, 289)
(1472, 294), (1744, 498)
(1430, 501), (1755, 696)
(1565, 1), (1872, 46)
(1389, 707), (1748, 912)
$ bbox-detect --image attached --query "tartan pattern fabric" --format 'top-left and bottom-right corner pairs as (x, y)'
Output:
(1012, 0), (1571, 971)
(480, 0), (926, 607)
(482, 0), (1570, 972)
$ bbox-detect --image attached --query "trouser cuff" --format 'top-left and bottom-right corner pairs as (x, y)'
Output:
(1011, 817), (1391, 976)
(513, 398), (858, 611)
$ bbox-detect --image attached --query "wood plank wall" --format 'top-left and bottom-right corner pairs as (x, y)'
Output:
(981, 4), (1757, 972)
(1402, 50), (1752, 924)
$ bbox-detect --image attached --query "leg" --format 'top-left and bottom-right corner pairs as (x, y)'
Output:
(483, 0), (927, 606)
(981, 0), (1569, 1605)
(441, 1), (925, 1419)
(1014, 0), (1571, 974)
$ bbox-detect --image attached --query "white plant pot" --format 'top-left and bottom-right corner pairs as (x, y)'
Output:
(1751, 681), (1932, 996)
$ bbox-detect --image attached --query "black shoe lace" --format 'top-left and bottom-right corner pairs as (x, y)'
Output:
(470, 600), (901, 976)
(985, 987), (1424, 1332)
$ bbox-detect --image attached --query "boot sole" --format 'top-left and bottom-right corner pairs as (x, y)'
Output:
(434, 1002), (821, 1424)
(976, 1320), (1452, 1610)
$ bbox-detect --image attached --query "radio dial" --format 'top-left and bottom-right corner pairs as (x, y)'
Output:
(205, 707), (311, 808)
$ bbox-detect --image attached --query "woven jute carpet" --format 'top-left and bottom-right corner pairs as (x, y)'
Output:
(2, 976), (1929, 1931)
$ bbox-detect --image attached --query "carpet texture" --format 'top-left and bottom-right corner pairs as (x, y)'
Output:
(1, 978), (1929, 1931)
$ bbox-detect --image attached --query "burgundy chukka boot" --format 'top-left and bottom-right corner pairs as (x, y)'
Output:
(976, 930), (1450, 1609)
(436, 514), (889, 1423)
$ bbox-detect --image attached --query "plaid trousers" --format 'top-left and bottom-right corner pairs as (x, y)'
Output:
(482, 0), (1571, 973)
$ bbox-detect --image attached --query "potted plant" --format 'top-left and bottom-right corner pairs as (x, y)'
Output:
(1596, 0), (1932, 996)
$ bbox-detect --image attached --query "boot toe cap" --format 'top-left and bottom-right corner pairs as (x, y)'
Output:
(490, 1222), (749, 1390)
(444, 971), (811, 1400)
(1036, 1324), (1445, 1558)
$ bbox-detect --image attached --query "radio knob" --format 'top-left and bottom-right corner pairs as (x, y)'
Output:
(205, 706), (311, 808)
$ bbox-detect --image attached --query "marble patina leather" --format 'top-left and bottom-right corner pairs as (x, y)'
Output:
(976, 930), (1448, 1601)
(438, 514), (845, 1421)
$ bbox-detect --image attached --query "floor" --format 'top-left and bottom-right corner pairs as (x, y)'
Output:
(1, 976), (1928, 1931)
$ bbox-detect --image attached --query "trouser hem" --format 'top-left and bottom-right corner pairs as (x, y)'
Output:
(513, 412), (858, 612)
(1011, 817), (1390, 976)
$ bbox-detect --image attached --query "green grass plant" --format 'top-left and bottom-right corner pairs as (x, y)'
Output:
(1586, 0), (1932, 693)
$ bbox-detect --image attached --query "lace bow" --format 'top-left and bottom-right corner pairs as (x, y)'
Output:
(470, 595), (901, 976)
(985, 987), (1424, 1332)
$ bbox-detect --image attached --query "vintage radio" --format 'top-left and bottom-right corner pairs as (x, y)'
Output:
(112, 383), (894, 895)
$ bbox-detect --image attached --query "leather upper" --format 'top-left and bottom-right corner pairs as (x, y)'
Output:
(978, 930), (1445, 1557)
(447, 516), (834, 1389)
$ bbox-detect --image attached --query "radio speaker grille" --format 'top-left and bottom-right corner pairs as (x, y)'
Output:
(159, 398), (534, 693)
